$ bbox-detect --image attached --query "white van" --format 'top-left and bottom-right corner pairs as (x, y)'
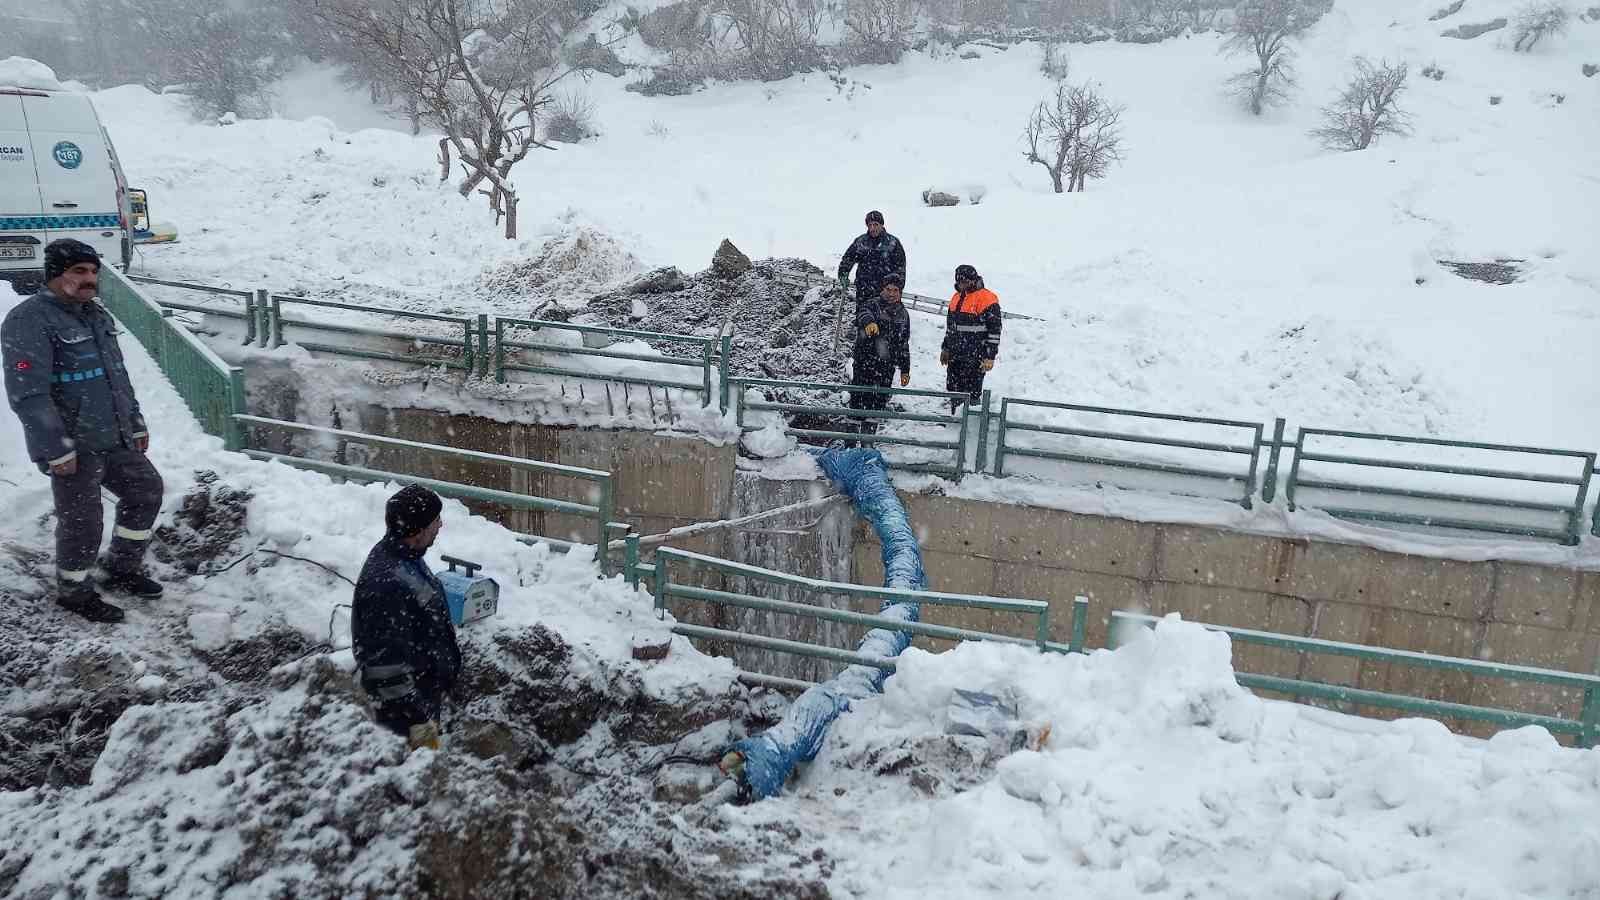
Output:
(0, 83), (131, 295)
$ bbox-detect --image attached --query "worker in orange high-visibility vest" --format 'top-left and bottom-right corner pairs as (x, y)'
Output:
(939, 264), (1001, 413)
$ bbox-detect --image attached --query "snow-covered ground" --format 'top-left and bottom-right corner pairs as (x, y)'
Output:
(97, 0), (1600, 455)
(6, 6), (1600, 892)
(4, 320), (1599, 897)
(763, 621), (1600, 899)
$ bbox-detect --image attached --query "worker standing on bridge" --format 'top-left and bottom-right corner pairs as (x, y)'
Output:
(849, 274), (912, 438)
(2, 239), (165, 624)
(837, 210), (906, 310)
(940, 264), (1001, 413)
(352, 485), (462, 752)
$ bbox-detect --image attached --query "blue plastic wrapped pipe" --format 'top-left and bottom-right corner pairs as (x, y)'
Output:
(728, 447), (926, 800)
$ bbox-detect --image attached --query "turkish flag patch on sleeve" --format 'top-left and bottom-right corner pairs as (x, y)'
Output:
(14, 360), (30, 371)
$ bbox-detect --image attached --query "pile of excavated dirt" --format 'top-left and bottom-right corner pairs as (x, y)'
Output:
(0, 657), (831, 899)
(0, 480), (831, 898)
(476, 226), (647, 317)
(581, 257), (853, 393)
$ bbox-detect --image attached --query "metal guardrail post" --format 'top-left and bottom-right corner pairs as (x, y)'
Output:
(954, 396), (971, 481)
(1262, 417), (1285, 503)
(1034, 602), (1049, 650)
(224, 368), (247, 452)
(493, 318), (508, 383)
(975, 390), (993, 475)
(700, 340), (713, 407)
(1284, 428), (1307, 512)
(1581, 684), (1600, 749)
(1070, 595), (1089, 653)
(597, 478), (615, 576)
(269, 295), (284, 348)
(475, 315), (489, 379)
(1568, 453), (1595, 545)
(993, 397), (1011, 478)
(245, 290), (263, 346)
(718, 326), (734, 413)
(652, 555), (668, 619)
(1240, 422), (1264, 510)
(624, 531), (641, 589)
(257, 293), (271, 347)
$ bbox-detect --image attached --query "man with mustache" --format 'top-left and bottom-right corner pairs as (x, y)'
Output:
(2, 239), (164, 624)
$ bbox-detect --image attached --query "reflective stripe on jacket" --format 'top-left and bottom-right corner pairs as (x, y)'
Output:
(941, 286), (1002, 362)
(2, 289), (147, 466)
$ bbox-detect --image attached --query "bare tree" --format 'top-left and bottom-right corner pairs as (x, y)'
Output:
(1512, 1), (1570, 51)
(1311, 57), (1412, 151)
(710, 0), (827, 79)
(1039, 38), (1070, 80)
(1022, 82), (1126, 193)
(1222, 0), (1317, 115)
(304, 0), (604, 238)
(841, 0), (917, 64)
(1152, 0), (1229, 31)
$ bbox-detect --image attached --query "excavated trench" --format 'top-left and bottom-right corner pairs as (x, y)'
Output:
(0, 476), (839, 898)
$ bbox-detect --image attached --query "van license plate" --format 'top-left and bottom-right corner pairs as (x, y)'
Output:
(0, 246), (36, 259)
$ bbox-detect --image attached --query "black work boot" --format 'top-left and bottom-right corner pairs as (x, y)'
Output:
(56, 583), (126, 624)
(100, 568), (164, 599)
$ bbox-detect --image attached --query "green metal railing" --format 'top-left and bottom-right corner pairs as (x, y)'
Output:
(730, 377), (977, 479)
(269, 293), (477, 373)
(632, 545), (1071, 682)
(1109, 610), (1600, 747)
(994, 398), (1265, 508)
(101, 268), (246, 450)
(495, 316), (732, 416)
(127, 275), (260, 346)
(1283, 428), (1596, 545)
(120, 274), (1600, 543)
(233, 413), (621, 572)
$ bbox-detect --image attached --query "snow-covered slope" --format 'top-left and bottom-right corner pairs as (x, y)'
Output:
(98, 0), (1600, 451)
(767, 621), (1600, 899)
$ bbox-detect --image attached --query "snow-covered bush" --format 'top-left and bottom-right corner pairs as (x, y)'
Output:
(1040, 38), (1071, 79)
(1511, 1), (1570, 51)
(546, 91), (598, 143)
(841, 0), (918, 63)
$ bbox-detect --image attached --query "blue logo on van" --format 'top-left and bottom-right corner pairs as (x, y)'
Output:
(52, 141), (83, 169)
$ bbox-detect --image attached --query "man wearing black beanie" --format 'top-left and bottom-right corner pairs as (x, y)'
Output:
(351, 484), (461, 750)
(2, 239), (164, 624)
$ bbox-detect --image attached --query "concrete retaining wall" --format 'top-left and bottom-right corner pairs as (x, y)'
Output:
(239, 365), (1599, 738)
(853, 493), (1600, 739)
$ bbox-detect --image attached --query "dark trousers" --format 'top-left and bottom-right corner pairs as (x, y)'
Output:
(946, 361), (987, 411)
(51, 448), (163, 582)
(849, 362), (892, 436)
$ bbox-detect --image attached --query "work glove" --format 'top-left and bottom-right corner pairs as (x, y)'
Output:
(408, 720), (441, 751)
(899, 372), (910, 387)
(939, 351), (950, 366)
(864, 322), (879, 337)
(837, 275), (849, 291)
(981, 359), (995, 372)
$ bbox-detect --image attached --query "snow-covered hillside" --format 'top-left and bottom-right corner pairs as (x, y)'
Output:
(96, 0), (1600, 451)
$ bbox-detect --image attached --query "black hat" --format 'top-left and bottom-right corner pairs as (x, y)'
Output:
(44, 239), (100, 281)
(865, 210), (885, 225)
(881, 273), (905, 289)
(386, 485), (443, 538)
(954, 264), (979, 281)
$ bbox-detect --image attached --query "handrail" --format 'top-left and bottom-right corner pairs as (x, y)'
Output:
(120, 273), (1600, 544)
(1110, 610), (1600, 747)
